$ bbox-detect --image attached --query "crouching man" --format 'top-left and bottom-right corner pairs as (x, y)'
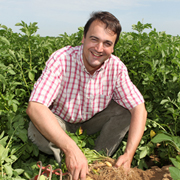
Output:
(26, 11), (147, 180)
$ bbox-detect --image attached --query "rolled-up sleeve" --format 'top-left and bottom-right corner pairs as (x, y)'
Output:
(113, 65), (144, 110)
(29, 55), (63, 107)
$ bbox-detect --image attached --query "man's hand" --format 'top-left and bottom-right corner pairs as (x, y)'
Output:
(115, 103), (147, 173)
(115, 152), (132, 172)
(65, 146), (89, 180)
(26, 102), (89, 179)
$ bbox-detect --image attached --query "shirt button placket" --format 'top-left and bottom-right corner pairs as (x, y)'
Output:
(83, 75), (90, 119)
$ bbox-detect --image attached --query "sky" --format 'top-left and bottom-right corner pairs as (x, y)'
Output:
(0, 0), (180, 37)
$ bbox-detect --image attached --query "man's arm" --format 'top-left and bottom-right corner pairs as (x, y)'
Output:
(26, 101), (88, 180)
(115, 103), (147, 170)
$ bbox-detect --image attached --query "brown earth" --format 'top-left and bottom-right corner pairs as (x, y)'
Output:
(85, 158), (173, 180)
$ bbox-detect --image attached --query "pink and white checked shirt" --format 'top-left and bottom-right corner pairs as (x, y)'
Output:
(29, 45), (144, 123)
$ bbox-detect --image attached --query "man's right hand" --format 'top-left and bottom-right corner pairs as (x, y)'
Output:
(26, 102), (89, 180)
(65, 144), (89, 180)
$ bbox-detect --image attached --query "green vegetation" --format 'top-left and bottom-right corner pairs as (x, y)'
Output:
(0, 21), (180, 179)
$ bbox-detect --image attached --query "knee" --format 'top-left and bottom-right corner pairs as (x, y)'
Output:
(28, 122), (53, 155)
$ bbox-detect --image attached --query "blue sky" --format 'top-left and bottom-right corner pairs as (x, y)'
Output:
(0, 0), (180, 36)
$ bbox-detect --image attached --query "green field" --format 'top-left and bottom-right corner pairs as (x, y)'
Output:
(0, 21), (180, 179)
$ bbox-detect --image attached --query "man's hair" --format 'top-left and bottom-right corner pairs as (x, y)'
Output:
(84, 11), (122, 45)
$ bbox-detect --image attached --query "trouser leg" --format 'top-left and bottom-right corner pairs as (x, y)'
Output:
(81, 100), (131, 156)
(28, 116), (71, 165)
(28, 100), (131, 164)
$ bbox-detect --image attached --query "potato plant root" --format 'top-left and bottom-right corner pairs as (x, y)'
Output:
(65, 158), (173, 180)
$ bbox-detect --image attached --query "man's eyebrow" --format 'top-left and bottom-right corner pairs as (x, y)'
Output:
(90, 36), (113, 44)
(89, 36), (99, 39)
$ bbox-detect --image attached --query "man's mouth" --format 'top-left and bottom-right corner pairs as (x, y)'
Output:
(91, 51), (102, 57)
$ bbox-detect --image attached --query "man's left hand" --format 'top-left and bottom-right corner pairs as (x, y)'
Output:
(115, 152), (132, 172)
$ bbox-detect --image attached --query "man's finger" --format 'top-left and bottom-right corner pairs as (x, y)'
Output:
(72, 168), (81, 180)
(115, 157), (123, 167)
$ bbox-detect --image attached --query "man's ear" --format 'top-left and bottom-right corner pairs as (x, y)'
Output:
(81, 36), (84, 44)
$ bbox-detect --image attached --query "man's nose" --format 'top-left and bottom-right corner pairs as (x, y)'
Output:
(95, 42), (103, 52)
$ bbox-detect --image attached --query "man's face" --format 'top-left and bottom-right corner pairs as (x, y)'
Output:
(81, 20), (117, 74)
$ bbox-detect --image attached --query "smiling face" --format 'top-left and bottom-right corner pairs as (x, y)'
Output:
(81, 20), (117, 74)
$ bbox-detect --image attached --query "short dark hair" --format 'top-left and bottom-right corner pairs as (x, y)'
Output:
(84, 11), (122, 45)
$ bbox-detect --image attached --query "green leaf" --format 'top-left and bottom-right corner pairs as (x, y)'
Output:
(0, 131), (5, 139)
(170, 157), (180, 169)
(172, 136), (180, 149)
(4, 164), (13, 177)
(0, 144), (6, 157)
(16, 129), (28, 142)
(139, 146), (149, 159)
(0, 24), (8, 29)
(12, 103), (18, 112)
(0, 36), (10, 45)
(15, 22), (22, 26)
(0, 74), (6, 84)
(1, 148), (9, 161)
(138, 159), (148, 170)
(13, 117), (25, 128)
(5, 157), (12, 163)
(25, 30), (30, 37)
(88, 138), (95, 146)
(11, 144), (24, 155)
(160, 99), (169, 104)
(9, 49), (15, 58)
(176, 155), (180, 162)
(14, 168), (24, 175)
(169, 166), (180, 180)
(33, 144), (39, 157)
(139, 51), (145, 55)
(167, 107), (175, 114)
(71, 135), (79, 144)
(161, 50), (165, 58)
(177, 92), (180, 103)
(151, 133), (172, 143)
(7, 69), (16, 75)
(28, 70), (35, 81)
(24, 170), (33, 179)
(39, 175), (46, 180)
(10, 154), (17, 161)
(81, 141), (86, 148)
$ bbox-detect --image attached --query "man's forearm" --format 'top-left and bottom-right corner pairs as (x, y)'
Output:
(125, 103), (147, 159)
(26, 101), (78, 154)
(115, 103), (147, 170)
(26, 101), (89, 179)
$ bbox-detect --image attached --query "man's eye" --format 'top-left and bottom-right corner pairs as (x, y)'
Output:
(105, 42), (111, 47)
(91, 38), (97, 41)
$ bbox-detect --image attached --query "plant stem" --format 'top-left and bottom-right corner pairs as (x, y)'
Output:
(13, 53), (30, 95)
(28, 36), (32, 71)
(147, 119), (167, 132)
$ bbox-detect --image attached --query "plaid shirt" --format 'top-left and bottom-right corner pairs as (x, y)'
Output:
(29, 45), (144, 123)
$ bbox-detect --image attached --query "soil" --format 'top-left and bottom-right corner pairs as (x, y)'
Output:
(85, 158), (173, 180)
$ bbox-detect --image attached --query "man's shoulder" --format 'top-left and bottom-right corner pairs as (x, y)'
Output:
(109, 54), (126, 68)
(52, 45), (81, 58)
(110, 54), (121, 62)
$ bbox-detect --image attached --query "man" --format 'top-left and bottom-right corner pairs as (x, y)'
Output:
(27, 11), (147, 180)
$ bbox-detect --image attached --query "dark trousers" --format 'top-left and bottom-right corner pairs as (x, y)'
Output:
(28, 100), (131, 165)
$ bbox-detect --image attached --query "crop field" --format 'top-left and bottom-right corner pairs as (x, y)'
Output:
(0, 21), (180, 179)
